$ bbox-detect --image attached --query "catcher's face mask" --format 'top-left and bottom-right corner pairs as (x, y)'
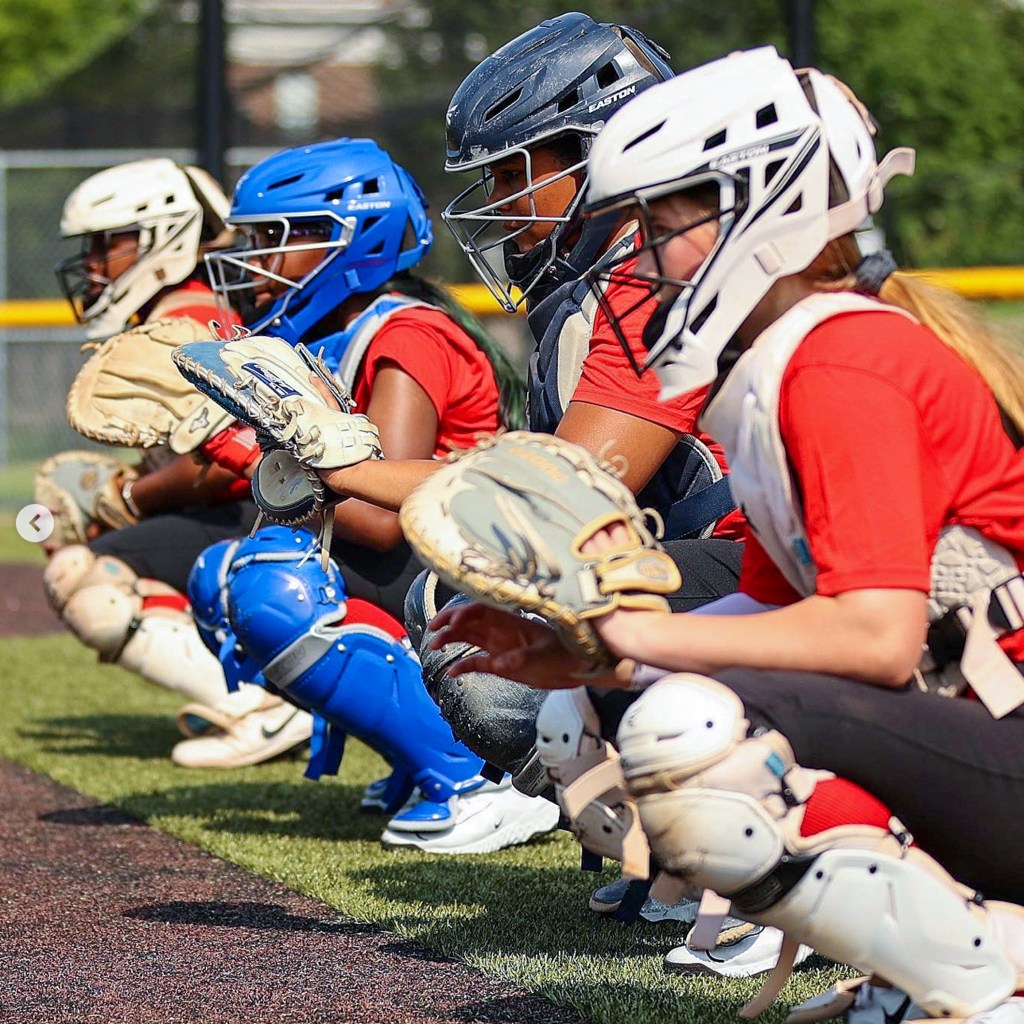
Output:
(205, 214), (355, 328)
(443, 140), (591, 313)
(56, 228), (146, 321)
(585, 187), (731, 379)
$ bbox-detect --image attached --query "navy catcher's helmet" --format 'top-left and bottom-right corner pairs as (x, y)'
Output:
(442, 12), (672, 310)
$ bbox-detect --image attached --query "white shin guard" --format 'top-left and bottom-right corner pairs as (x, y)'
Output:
(535, 687), (650, 878)
(617, 674), (1020, 1018)
(45, 546), (228, 706)
(117, 614), (230, 705)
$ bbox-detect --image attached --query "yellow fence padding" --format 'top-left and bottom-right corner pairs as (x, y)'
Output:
(2, 270), (1023, 328)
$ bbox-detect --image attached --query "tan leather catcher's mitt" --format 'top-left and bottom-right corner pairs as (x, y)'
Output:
(67, 317), (234, 453)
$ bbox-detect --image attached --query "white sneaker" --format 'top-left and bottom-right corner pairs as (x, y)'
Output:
(965, 1000), (1024, 1024)
(787, 979), (924, 1024)
(171, 696), (313, 768)
(589, 877), (699, 925)
(176, 683), (278, 738)
(380, 777), (560, 855)
(664, 919), (812, 979)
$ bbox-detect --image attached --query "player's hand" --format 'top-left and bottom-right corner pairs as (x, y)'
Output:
(428, 601), (623, 690)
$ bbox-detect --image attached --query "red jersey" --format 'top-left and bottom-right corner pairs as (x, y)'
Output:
(351, 304), (500, 456)
(571, 255), (743, 540)
(737, 309), (1024, 655)
(155, 281), (252, 502)
(152, 279), (227, 326)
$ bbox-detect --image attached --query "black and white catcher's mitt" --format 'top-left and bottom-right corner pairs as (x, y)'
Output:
(399, 431), (682, 670)
(172, 334), (383, 526)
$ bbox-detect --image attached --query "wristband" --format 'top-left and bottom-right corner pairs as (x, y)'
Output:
(121, 477), (142, 519)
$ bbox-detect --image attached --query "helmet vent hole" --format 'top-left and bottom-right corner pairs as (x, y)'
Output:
(623, 120), (665, 153)
(361, 216), (382, 234)
(325, 189), (345, 203)
(485, 87), (523, 121)
(596, 62), (620, 90)
(690, 295), (717, 335)
(367, 241), (385, 256)
(557, 89), (580, 113)
(268, 174), (303, 191)
(785, 195), (803, 215)
(755, 104), (778, 129)
(702, 129), (727, 152)
(764, 159), (785, 186)
(363, 178), (381, 195)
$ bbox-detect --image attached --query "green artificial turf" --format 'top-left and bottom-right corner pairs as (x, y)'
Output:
(0, 632), (852, 1024)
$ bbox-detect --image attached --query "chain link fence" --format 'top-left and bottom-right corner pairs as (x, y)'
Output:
(0, 145), (530, 508)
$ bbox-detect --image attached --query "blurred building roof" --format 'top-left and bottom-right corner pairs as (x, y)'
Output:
(226, 0), (414, 66)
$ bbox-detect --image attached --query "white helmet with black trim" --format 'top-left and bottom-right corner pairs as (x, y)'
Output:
(56, 158), (231, 338)
(584, 45), (916, 397)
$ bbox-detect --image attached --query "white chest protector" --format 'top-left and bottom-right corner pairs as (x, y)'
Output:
(701, 292), (905, 596)
(700, 293), (1024, 714)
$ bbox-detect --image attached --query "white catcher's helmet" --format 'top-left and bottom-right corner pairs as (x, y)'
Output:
(584, 46), (916, 397)
(56, 158), (231, 338)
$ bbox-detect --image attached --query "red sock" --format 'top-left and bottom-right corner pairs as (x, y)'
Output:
(800, 778), (894, 837)
(141, 593), (190, 614)
(340, 598), (407, 642)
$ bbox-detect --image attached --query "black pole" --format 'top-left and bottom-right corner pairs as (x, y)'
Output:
(198, 0), (228, 182)
(787, 0), (816, 67)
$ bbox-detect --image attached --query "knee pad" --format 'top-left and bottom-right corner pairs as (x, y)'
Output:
(188, 526), (318, 690)
(43, 544), (96, 612)
(227, 556), (483, 800)
(404, 569), (442, 652)
(536, 687), (650, 878)
(50, 549), (227, 705)
(617, 674), (1019, 1018)
(421, 595), (548, 788)
(187, 537), (242, 657)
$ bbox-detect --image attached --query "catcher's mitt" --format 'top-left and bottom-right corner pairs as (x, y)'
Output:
(67, 317), (235, 453)
(33, 450), (139, 546)
(173, 334), (383, 524)
(399, 431), (682, 669)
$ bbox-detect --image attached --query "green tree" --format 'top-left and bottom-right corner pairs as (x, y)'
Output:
(377, 0), (1024, 269)
(0, 0), (150, 107)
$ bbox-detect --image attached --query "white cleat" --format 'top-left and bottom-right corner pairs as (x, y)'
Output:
(171, 694), (312, 768)
(786, 978), (925, 1024)
(380, 776), (560, 855)
(965, 1000), (1024, 1024)
(664, 919), (812, 979)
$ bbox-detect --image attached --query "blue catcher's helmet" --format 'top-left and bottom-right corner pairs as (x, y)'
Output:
(206, 138), (433, 346)
(442, 12), (673, 311)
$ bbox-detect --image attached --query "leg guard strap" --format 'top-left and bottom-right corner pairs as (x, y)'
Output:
(537, 687), (650, 879)
(618, 673), (1019, 1018)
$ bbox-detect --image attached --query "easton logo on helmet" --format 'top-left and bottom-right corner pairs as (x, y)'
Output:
(588, 84), (637, 114)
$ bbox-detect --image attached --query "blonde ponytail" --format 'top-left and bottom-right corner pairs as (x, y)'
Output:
(810, 235), (1024, 435)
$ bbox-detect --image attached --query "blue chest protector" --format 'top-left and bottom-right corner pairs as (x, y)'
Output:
(304, 293), (435, 388)
(525, 274), (733, 539)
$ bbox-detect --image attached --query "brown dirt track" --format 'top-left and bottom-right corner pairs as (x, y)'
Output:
(0, 564), (589, 1024)
(0, 562), (61, 636)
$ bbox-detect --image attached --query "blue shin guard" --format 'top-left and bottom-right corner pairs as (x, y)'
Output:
(227, 554), (483, 801)
(188, 525), (316, 692)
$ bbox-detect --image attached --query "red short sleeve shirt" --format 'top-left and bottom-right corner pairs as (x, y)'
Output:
(738, 310), (1024, 615)
(351, 304), (500, 457)
(570, 254), (740, 537)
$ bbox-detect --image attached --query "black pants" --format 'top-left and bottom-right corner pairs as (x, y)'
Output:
(90, 501), (260, 594)
(330, 537), (425, 622)
(716, 669), (1024, 904)
(662, 538), (743, 611)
